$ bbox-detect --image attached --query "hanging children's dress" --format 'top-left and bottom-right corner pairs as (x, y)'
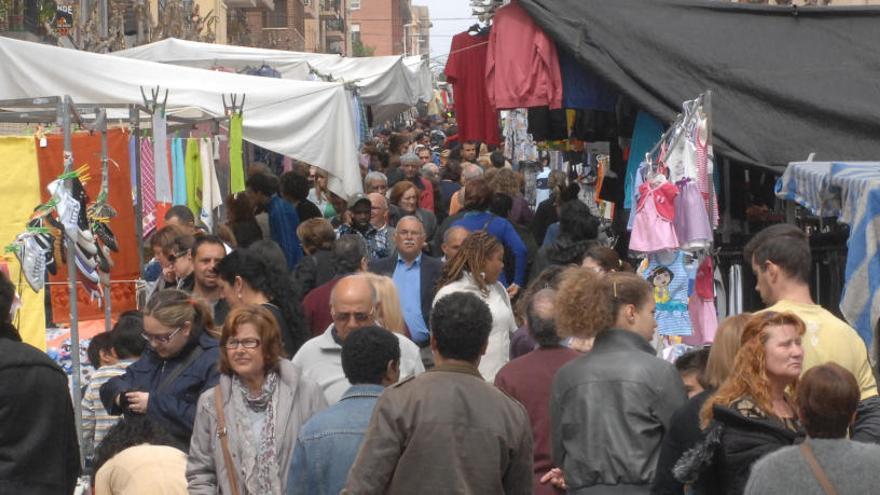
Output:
(644, 250), (693, 336)
(674, 179), (713, 250)
(629, 177), (679, 253)
(685, 257), (718, 345)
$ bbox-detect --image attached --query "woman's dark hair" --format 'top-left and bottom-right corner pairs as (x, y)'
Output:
(462, 178), (493, 211)
(489, 192), (513, 219)
(225, 191), (257, 224)
(798, 362), (861, 439)
(280, 171), (310, 202)
(92, 415), (182, 485)
(389, 133), (409, 154)
(580, 246), (631, 272)
(441, 160), (462, 182)
(437, 231), (502, 296)
(558, 200), (598, 242)
(112, 311), (146, 359)
(246, 172), (279, 197)
(247, 240), (288, 273)
(0, 270), (20, 341)
(215, 250), (308, 356)
(145, 289), (214, 341)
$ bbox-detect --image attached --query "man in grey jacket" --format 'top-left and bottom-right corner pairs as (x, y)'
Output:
(342, 292), (534, 494)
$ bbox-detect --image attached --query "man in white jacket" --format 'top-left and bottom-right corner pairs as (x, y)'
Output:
(292, 274), (424, 404)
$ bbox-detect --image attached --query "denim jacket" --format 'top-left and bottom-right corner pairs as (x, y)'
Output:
(287, 384), (384, 495)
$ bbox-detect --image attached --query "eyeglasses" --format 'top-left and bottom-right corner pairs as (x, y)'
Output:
(167, 251), (187, 263)
(141, 326), (183, 344)
(333, 311), (373, 323)
(225, 338), (261, 349)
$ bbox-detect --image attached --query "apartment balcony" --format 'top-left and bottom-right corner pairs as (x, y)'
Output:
(260, 27), (306, 51)
(320, 0), (340, 19)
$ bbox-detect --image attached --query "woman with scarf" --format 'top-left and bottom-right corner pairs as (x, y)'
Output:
(187, 305), (327, 494)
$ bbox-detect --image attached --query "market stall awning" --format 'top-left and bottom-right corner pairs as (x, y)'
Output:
(113, 38), (433, 123)
(519, 0), (880, 172)
(778, 161), (880, 346)
(0, 37), (362, 197)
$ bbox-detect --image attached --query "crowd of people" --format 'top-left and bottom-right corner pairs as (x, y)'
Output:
(3, 119), (880, 495)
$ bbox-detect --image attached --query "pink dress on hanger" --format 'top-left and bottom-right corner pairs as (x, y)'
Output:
(629, 180), (679, 253)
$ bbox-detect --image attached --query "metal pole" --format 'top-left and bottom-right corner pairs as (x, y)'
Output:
(98, 108), (112, 332)
(722, 157), (732, 245)
(99, 0), (108, 40)
(130, 105), (145, 279)
(62, 95), (85, 468)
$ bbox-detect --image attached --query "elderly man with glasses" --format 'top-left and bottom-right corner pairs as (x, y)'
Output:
(292, 274), (424, 404)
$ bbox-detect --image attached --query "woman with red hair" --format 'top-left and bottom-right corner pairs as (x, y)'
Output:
(675, 312), (807, 495)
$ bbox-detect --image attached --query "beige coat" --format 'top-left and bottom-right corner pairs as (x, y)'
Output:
(187, 360), (327, 494)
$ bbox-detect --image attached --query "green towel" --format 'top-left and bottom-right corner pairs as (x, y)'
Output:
(185, 138), (202, 218)
(229, 113), (245, 194)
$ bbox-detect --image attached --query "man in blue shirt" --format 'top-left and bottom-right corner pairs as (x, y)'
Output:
(369, 216), (443, 350)
(247, 173), (302, 270)
(287, 325), (400, 495)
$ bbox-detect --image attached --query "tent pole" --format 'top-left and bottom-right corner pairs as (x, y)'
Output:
(99, 108), (112, 332)
(62, 95), (85, 468)
(722, 157), (732, 245)
(130, 105), (145, 281)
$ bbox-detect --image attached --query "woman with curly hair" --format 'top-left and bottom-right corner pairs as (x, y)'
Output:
(675, 312), (806, 495)
(547, 269), (687, 494)
(215, 249), (309, 357)
(433, 231), (517, 381)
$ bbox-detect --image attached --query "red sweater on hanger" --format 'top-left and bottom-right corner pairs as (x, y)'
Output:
(486, 0), (563, 111)
(445, 31), (500, 145)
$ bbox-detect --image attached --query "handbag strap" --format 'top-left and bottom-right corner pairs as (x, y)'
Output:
(799, 441), (838, 495)
(214, 386), (241, 495)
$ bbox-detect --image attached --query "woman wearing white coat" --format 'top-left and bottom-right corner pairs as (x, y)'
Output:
(433, 231), (517, 382)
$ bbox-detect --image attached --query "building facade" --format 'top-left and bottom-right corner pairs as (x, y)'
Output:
(349, 0), (411, 56)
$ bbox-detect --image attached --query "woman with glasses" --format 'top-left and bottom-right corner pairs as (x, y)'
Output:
(166, 234), (195, 291)
(100, 289), (222, 446)
(388, 180), (437, 243)
(188, 305), (327, 494)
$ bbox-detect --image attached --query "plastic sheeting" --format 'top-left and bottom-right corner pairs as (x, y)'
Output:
(519, 0), (880, 171)
(0, 37), (362, 197)
(114, 38), (433, 123)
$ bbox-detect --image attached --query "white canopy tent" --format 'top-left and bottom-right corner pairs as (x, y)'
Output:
(0, 37), (362, 197)
(113, 38), (433, 123)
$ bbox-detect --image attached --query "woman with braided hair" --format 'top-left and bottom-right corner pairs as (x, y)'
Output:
(433, 231), (517, 381)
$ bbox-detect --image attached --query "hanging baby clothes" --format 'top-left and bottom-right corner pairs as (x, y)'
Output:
(185, 138), (202, 219)
(229, 113), (245, 194)
(171, 138), (187, 206)
(644, 251), (693, 337)
(152, 111), (172, 205)
(140, 138), (157, 236)
(693, 114), (720, 227)
(674, 179), (713, 250)
(685, 257), (718, 345)
(199, 138), (223, 231)
(629, 179), (679, 253)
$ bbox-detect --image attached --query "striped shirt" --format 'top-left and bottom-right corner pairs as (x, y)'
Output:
(81, 359), (135, 460)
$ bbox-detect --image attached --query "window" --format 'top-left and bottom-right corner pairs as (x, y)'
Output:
(351, 23), (361, 43)
(265, 0), (290, 28)
(350, 0), (360, 10)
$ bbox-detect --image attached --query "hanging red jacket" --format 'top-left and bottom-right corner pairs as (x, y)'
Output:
(445, 32), (500, 144)
(486, 0), (564, 110)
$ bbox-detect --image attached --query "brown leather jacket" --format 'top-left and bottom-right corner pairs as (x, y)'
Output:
(342, 362), (534, 494)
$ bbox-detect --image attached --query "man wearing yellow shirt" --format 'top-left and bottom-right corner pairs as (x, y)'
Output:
(745, 224), (880, 442)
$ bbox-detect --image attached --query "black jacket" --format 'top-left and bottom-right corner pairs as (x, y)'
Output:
(651, 389), (712, 495)
(551, 329), (687, 493)
(0, 337), (80, 494)
(369, 254), (443, 332)
(294, 249), (337, 296)
(674, 401), (803, 495)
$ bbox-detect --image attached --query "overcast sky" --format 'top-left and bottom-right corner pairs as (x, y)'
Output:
(414, 0), (478, 69)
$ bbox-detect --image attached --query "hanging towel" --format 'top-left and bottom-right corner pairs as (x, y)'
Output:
(172, 138), (187, 205)
(185, 138), (202, 219)
(199, 138), (223, 231)
(140, 138), (157, 236)
(152, 111), (172, 204)
(229, 113), (245, 194)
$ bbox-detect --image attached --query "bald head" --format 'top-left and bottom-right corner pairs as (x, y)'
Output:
(442, 226), (470, 261)
(330, 275), (378, 340)
(461, 163), (484, 184)
(368, 192), (388, 228)
(528, 289), (560, 347)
